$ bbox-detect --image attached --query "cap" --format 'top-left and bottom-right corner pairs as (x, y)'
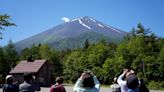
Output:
(5, 75), (13, 80)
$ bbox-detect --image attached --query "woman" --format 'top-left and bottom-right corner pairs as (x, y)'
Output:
(73, 71), (100, 92)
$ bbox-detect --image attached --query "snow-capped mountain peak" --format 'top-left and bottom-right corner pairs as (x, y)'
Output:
(70, 16), (123, 34)
(71, 17), (92, 30)
(77, 18), (91, 30)
(15, 16), (127, 51)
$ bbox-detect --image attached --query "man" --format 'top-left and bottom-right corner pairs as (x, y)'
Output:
(19, 73), (40, 92)
(117, 69), (139, 92)
(3, 75), (19, 92)
(50, 76), (66, 92)
(117, 69), (129, 92)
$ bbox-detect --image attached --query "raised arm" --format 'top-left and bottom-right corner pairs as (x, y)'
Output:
(93, 76), (100, 91)
(73, 73), (85, 91)
(117, 69), (128, 86)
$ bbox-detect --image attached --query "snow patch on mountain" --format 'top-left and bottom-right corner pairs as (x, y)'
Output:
(106, 25), (121, 33)
(89, 18), (96, 22)
(69, 16), (123, 34)
(71, 18), (78, 22)
(98, 24), (104, 28)
(78, 18), (91, 30)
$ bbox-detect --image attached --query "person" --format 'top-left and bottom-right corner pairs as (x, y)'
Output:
(139, 79), (149, 92)
(117, 69), (139, 92)
(110, 77), (121, 92)
(117, 69), (129, 92)
(126, 74), (139, 92)
(19, 73), (40, 92)
(3, 75), (19, 92)
(50, 76), (66, 92)
(73, 71), (100, 92)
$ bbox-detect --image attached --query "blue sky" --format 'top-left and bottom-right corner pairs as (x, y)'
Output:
(0, 0), (164, 46)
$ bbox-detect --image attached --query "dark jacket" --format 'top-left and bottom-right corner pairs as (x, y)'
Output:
(3, 84), (19, 92)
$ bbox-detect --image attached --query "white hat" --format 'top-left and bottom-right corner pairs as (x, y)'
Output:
(113, 77), (117, 82)
(5, 75), (13, 80)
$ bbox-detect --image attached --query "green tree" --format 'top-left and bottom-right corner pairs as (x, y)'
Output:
(63, 40), (117, 84)
(83, 39), (89, 49)
(4, 40), (19, 68)
(115, 23), (161, 82)
(0, 14), (15, 39)
(20, 48), (31, 60)
(63, 51), (83, 82)
(0, 40), (19, 82)
(0, 47), (7, 82)
(39, 44), (62, 82)
(157, 44), (164, 81)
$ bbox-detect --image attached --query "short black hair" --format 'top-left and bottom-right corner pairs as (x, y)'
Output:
(127, 74), (139, 89)
(23, 72), (33, 82)
(6, 78), (13, 84)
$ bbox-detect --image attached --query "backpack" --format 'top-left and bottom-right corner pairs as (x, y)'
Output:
(53, 84), (66, 92)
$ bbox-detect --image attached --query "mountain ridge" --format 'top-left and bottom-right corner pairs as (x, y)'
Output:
(15, 16), (127, 51)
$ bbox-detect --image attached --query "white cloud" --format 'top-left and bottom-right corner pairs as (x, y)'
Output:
(62, 17), (70, 22)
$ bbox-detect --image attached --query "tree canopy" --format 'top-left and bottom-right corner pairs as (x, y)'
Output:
(0, 14), (15, 39)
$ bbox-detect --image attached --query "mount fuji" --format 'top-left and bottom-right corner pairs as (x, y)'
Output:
(15, 16), (127, 51)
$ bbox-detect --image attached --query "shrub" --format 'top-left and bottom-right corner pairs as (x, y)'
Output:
(160, 81), (164, 88)
(148, 81), (161, 90)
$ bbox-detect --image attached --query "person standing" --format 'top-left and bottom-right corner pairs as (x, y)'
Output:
(110, 77), (121, 92)
(73, 71), (100, 92)
(3, 75), (19, 92)
(117, 69), (129, 92)
(117, 69), (139, 92)
(50, 76), (66, 92)
(19, 73), (40, 92)
(126, 74), (139, 92)
(139, 79), (149, 92)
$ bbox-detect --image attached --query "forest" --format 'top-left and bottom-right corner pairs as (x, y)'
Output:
(0, 21), (164, 89)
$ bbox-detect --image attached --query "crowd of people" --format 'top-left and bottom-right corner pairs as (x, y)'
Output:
(3, 73), (40, 92)
(2, 69), (149, 92)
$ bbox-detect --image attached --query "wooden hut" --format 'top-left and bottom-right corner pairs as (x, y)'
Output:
(10, 59), (50, 87)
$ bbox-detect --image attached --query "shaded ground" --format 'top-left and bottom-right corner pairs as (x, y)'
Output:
(0, 85), (164, 92)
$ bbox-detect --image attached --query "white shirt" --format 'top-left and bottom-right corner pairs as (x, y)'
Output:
(117, 74), (128, 92)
